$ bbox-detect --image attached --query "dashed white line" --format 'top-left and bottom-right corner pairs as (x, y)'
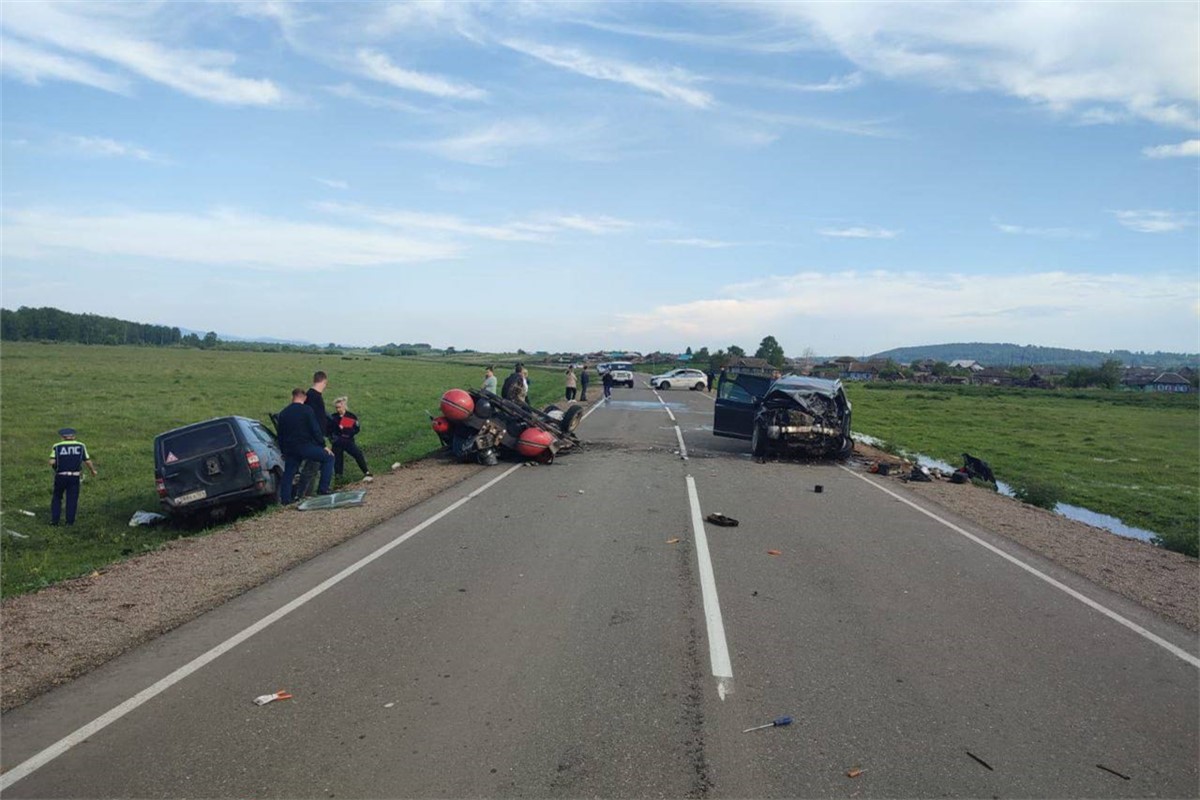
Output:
(0, 464), (525, 791)
(674, 426), (689, 460)
(685, 475), (734, 700)
(840, 466), (1200, 670)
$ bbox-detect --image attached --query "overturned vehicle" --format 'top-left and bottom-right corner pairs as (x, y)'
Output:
(432, 389), (583, 465)
(714, 370), (853, 459)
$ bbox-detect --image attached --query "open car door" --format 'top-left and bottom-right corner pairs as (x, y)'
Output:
(713, 373), (769, 439)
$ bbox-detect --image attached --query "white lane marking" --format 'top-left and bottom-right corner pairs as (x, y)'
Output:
(685, 475), (734, 699)
(665, 407), (676, 422)
(674, 426), (689, 460)
(839, 466), (1200, 669)
(0, 464), (525, 791)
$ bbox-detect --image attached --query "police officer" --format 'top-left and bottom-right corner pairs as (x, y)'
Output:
(49, 428), (97, 525)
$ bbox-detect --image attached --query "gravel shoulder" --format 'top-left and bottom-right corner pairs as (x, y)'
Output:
(3, 435), (1195, 713)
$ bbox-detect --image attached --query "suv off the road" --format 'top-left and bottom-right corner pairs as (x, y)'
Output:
(154, 416), (285, 518)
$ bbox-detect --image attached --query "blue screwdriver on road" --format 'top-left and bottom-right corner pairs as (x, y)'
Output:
(742, 716), (793, 733)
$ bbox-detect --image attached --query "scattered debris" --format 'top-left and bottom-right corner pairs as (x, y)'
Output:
(666, 538), (681, 544)
(1096, 764), (1130, 780)
(814, 484), (824, 493)
(962, 453), (997, 485)
(128, 510), (167, 527)
(742, 715), (792, 733)
(384, 702), (396, 709)
(846, 767), (866, 778)
(950, 469), (970, 484)
(4, 529), (29, 540)
(577, 490), (585, 494)
(705, 513), (739, 527)
(766, 549), (782, 556)
(965, 751), (994, 771)
(296, 490), (367, 511)
(907, 465), (933, 483)
(391, 462), (402, 471)
(17, 509), (36, 517)
(253, 690), (293, 706)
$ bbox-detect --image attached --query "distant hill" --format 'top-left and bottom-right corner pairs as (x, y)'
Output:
(870, 342), (1198, 369)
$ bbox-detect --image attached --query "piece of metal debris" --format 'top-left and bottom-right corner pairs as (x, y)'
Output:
(1096, 764), (1130, 780)
(705, 513), (739, 527)
(253, 690), (292, 706)
(965, 751), (994, 771)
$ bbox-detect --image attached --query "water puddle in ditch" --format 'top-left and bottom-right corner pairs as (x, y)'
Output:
(852, 433), (1157, 543)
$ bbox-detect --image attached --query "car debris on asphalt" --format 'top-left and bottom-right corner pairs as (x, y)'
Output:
(705, 513), (739, 527)
(252, 690), (293, 706)
(742, 715), (792, 733)
(296, 490), (367, 511)
(846, 767), (866, 779)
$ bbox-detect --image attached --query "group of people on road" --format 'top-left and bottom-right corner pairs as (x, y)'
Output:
(488, 363), (595, 405)
(275, 371), (373, 505)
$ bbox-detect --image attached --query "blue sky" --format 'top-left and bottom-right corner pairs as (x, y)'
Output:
(2, 1), (1197, 356)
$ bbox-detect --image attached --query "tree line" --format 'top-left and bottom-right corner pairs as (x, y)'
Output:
(1, 306), (182, 346)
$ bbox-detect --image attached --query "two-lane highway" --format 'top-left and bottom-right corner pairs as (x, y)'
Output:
(3, 378), (1197, 797)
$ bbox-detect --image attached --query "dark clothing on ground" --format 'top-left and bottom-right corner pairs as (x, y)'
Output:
(277, 402), (333, 502)
(330, 411), (370, 476)
(50, 439), (90, 524)
(304, 388), (329, 438)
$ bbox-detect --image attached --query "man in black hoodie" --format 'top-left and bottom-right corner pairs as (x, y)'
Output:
(277, 388), (334, 504)
(297, 370), (330, 498)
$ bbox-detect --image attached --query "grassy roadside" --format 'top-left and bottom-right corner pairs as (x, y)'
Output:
(0, 344), (567, 596)
(844, 382), (1199, 556)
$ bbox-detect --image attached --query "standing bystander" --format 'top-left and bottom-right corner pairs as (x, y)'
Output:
(482, 366), (498, 394)
(579, 366), (590, 401)
(49, 427), (97, 525)
(565, 368), (577, 401)
(277, 388), (334, 504)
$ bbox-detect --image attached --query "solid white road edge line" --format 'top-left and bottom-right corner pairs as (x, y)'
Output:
(686, 475), (734, 700)
(0, 463), (526, 791)
(839, 466), (1200, 670)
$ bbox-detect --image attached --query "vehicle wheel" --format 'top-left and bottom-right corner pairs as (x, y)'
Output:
(751, 422), (768, 459)
(561, 404), (584, 434)
(659, 381), (671, 390)
(270, 467), (284, 505)
(625, 381), (634, 388)
(543, 404), (559, 414)
(693, 382), (705, 391)
(836, 436), (854, 460)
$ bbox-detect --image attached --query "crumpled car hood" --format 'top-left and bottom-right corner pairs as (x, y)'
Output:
(761, 376), (847, 409)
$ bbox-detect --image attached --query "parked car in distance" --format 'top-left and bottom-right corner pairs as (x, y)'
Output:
(596, 361), (633, 375)
(713, 372), (853, 459)
(650, 368), (708, 390)
(154, 416), (285, 518)
(605, 366), (635, 388)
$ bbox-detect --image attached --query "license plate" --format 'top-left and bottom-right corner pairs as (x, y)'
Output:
(176, 489), (207, 506)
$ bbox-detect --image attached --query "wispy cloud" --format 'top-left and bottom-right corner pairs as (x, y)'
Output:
(615, 270), (1199, 353)
(316, 202), (637, 241)
(324, 83), (429, 113)
(3, 207), (458, 270)
(502, 38), (714, 109)
(742, 3), (1200, 131)
(1142, 140), (1200, 159)
(1111, 210), (1196, 234)
(1, 3), (284, 106)
(0, 35), (130, 94)
(818, 226), (899, 239)
(355, 48), (487, 101)
(398, 119), (555, 166)
(314, 178), (348, 190)
(794, 72), (864, 93)
(55, 134), (161, 162)
(993, 220), (1092, 239)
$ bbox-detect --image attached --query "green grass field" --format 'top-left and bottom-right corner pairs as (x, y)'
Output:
(844, 382), (1199, 557)
(0, 343), (568, 597)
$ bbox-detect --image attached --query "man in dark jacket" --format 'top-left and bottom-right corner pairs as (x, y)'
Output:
(277, 388), (334, 504)
(579, 366), (590, 401)
(297, 370), (330, 498)
(502, 363), (528, 406)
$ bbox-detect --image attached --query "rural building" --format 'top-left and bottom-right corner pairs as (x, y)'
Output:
(949, 359), (985, 372)
(1121, 367), (1158, 390)
(841, 361), (879, 381)
(1150, 372), (1192, 393)
(972, 367), (1016, 386)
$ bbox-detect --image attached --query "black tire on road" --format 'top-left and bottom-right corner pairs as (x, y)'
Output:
(836, 436), (854, 460)
(659, 381), (671, 390)
(751, 422), (768, 459)
(693, 382), (705, 391)
(561, 404), (584, 434)
(625, 381), (634, 388)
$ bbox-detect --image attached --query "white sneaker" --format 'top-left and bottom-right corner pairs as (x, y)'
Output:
(363, 475), (374, 483)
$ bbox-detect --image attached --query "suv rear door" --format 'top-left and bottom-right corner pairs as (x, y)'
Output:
(713, 373), (771, 439)
(157, 419), (253, 507)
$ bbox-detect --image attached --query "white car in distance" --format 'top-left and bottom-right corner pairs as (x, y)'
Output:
(650, 368), (708, 390)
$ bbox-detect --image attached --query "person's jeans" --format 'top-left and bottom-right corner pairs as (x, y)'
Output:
(565, 387), (576, 401)
(282, 445), (334, 503)
(51, 474), (81, 524)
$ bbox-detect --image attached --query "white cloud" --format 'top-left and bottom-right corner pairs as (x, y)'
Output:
(316, 202), (636, 241)
(3, 208), (459, 270)
(742, 3), (1199, 130)
(314, 178), (349, 190)
(0, 35), (130, 93)
(818, 226), (899, 239)
(502, 38), (714, 109)
(792, 72), (864, 93)
(324, 82), (430, 113)
(399, 119), (555, 166)
(355, 48), (487, 100)
(58, 135), (160, 162)
(1111, 210), (1195, 234)
(615, 270), (1199, 353)
(1, 3), (284, 106)
(1142, 140), (1200, 159)
(993, 220), (1092, 239)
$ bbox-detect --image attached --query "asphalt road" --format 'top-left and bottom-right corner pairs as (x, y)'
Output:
(3, 377), (1197, 798)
